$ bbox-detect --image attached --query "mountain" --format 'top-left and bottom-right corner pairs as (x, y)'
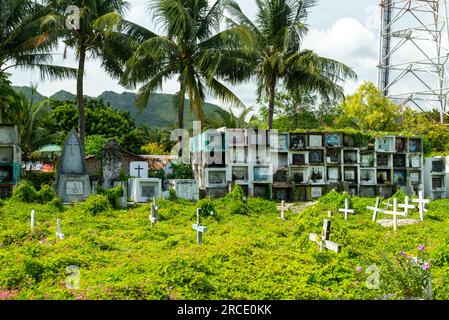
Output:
(12, 86), (45, 103)
(13, 87), (228, 129)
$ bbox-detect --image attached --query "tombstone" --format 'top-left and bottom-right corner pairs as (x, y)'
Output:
(113, 181), (128, 208)
(338, 199), (355, 220)
(30, 210), (35, 231)
(130, 161), (149, 179)
(367, 197), (383, 222)
(56, 219), (64, 239)
(102, 140), (124, 189)
(56, 129), (91, 203)
(167, 179), (199, 201)
(412, 191), (430, 221)
(149, 197), (158, 226)
(129, 178), (162, 203)
(192, 208), (207, 245)
(398, 196), (415, 217)
(277, 200), (288, 220)
(309, 219), (341, 253)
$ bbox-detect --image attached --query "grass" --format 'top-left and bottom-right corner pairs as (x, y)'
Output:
(1, 193), (449, 300)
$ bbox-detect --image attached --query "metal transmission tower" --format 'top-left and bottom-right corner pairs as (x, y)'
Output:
(378, 0), (449, 122)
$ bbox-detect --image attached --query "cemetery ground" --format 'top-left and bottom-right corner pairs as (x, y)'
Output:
(1, 189), (449, 300)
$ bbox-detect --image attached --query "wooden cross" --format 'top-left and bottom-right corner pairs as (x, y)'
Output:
(309, 219), (341, 253)
(338, 199), (354, 220)
(383, 198), (406, 231)
(412, 191), (429, 221)
(31, 210), (35, 231)
(367, 197), (383, 222)
(149, 197), (158, 226)
(192, 208), (207, 245)
(277, 200), (287, 220)
(398, 196), (415, 217)
(56, 219), (64, 239)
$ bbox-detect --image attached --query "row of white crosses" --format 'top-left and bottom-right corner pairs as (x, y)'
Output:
(367, 191), (429, 231)
(30, 210), (64, 239)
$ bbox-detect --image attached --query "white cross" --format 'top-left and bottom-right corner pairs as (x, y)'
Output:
(192, 208), (207, 245)
(398, 196), (415, 217)
(367, 197), (384, 222)
(149, 197), (158, 226)
(383, 198), (406, 231)
(328, 211), (333, 217)
(383, 199), (393, 210)
(338, 199), (354, 220)
(309, 219), (341, 253)
(56, 219), (64, 239)
(277, 200), (288, 220)
(31, 210), (35, 231)
(412, 191), (429, 221)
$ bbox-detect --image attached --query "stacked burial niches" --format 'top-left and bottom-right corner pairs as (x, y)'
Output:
(190, 129), (424, 201)
(0, 125), (21, 199)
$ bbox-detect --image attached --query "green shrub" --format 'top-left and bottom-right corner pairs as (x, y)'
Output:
(197, 198), (217, 219)
(36, 185), (57, 204)
(22, 172), (55, 190)
(11, 182), (38, 203)
(168, 189), (178, 201)
(81, 195), (112, 215)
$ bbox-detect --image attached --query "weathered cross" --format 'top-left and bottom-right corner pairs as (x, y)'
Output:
(136, 165), (144, 178)
(367, 197), (383, 222)
(277, 200), (288, 220)
(192, 208), (207, 245)
(398, 196), (415, 217)
(412, 191), (430, 221)
(68, 137), (79, 156)
(383, 198), (406, 231)
(338, 199), (354, 220)
(31, 210), (35, 231)
(309, 219), (341, 253)
(149, 197), (158, 226)
(56, 219), (64, 239)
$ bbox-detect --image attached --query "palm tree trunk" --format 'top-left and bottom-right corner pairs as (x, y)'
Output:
(440, 110), (445, 124)
(178, 82), (185, 129)
(77, 46), (86, 147)
(268, 74), (277, 129)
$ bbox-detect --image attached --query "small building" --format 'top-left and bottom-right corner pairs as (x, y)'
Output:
(0, 125), (21, 198)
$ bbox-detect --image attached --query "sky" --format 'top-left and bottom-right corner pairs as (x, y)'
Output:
(8, 0), (381, 109)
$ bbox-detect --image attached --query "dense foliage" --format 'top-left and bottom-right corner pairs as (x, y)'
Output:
(1, 192), (449, 300)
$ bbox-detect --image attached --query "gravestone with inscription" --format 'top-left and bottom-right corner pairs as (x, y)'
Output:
(56, 129), (91, 203)
(128, 161), (162, 203)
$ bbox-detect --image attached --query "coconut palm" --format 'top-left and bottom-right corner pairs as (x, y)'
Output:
(0, 0), (76, 79)
(121, 0), (254, 129)
(207, 106), (257, 129)
(44, 0), (141, 146)
(225, 0), (357, 129)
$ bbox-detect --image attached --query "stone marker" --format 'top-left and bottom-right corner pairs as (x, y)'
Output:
(149, 197), (158, 226)
(167, 179), (200, 201)
(31, 210), (35, 231)
(367, 197), (383, 222)
(56, 129), (91, 203)
(412, 191), (430, 221)
(192, 208), (207, 245)
(56, 219), (64, 239)
(309, 219), (341, 253)
(338, 199), (354, 220)
(398, 196), (415, 216)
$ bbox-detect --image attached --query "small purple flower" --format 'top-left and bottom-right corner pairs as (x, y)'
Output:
(422, 263), (430, 270)
(401, 251), (407, 257)
(356, 266), (363, 273)
(418, 245), (425, 251)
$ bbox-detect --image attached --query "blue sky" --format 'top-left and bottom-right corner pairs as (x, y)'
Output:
(9, 0), (380, 108)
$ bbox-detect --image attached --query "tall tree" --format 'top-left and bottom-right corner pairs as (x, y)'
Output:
(45, 0), (133, 146)
(226, 0), (357, 129)
(0, 0), (76, 79)
(122, 0), (253, 129)
(206, 106), (257, 129)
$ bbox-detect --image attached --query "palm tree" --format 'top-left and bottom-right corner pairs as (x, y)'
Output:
(122, 0), (254, 129)
(207, 106), (257, 129)
(0, 0), (76, 79)
(44, 0), (136, 147)
(225, 0), (357, 129)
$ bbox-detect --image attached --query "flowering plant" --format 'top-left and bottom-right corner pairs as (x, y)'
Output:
(0, 289), (16, 300)
(381, 245), (433, 300)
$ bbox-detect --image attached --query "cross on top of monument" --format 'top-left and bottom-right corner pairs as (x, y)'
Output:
(68, 136), (80, 156)
(136, 165), (144, 178)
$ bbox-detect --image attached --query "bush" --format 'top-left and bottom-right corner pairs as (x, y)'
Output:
(197, 198), (217, 219)
(11, 182), (38, 203)
(81, 195), (112, 215)
(222, 185), (249, 215)
(36, 185), (57, 204)
(22, 172), (55, 191)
